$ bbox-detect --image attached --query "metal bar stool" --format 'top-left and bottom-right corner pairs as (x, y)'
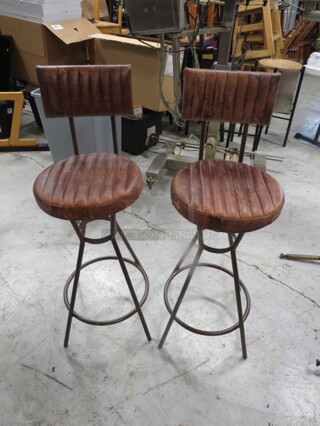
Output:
(258, 59), (305, 148)
(159, 69), (285, 358)
(33, 65), (151, 347)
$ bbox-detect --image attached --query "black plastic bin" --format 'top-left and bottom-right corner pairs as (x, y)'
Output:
(0, 100), (13, 138)
(122, 108), (162, 155)
(0, 35), (12, 92)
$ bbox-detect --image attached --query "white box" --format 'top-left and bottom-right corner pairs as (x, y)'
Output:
(0, 1), (81, 17)
(32, 0), (80, 3)
(0, 0), (82, 22)
(0, 0), (80, 3)
(0, 10), (82, 23)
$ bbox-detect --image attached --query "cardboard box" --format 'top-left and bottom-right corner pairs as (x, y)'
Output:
(92, 33), (175, 112)
(0, 15), (99, 84)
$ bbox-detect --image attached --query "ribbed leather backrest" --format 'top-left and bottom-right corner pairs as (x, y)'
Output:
(36, 65), (133, 118)
(181, 68), (281, 125)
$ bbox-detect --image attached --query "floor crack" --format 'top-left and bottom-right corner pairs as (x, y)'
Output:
(0, 276), (24, 302)
(11, 153), (46, 169)
(123, 211), (169, 235)
(238, 258), (320, 309)
(143, 359), (209, 396)
(21, 363), (73, 391)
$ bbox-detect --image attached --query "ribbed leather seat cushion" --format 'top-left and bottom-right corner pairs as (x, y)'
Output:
(33, 153), (143, 221)
(171, 159), (285, 233)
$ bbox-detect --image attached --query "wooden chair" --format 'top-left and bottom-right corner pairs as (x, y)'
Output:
(93, 0), (124, 34)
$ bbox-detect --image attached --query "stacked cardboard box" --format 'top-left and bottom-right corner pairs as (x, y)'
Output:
(0, 17), (176, 109)
(0, 15), (99, 84)
(0, 0), (82, 24)
(92, 33), (175, 112)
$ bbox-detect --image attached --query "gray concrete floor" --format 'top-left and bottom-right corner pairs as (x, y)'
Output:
(0, 69), (319, 425)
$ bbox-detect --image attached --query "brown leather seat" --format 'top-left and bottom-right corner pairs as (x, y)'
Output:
(173, 67), (285, 234)
(33, 153), (142, 221)
(33, 65), (140, 223)
(171, 159), (285, 233)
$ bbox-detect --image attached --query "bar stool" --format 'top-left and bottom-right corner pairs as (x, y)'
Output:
(159, 69), (284, 358)
(258, 58), (305, 148)
(33, 65), (151, 347)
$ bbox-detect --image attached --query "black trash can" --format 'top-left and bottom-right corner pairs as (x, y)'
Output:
(122, 108), (162, 155)
(0, 100), (14, 138)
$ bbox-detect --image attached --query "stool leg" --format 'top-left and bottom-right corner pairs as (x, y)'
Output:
(111, 217), (151, 341)
(64, 239), (85, 348)
(159, 231), (203, 349)
(283, 66), (305, 148)
(116, 221), (140, 264)
(230, 123), (236, 143)
(252, 125), (263, 152)
(172, 232), (198, 273)
(228, 233), (247, 359)
(226, 123), (233, 149)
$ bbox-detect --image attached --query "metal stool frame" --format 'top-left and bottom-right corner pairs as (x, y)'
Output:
(159, 229), (251, 359)
(64, 214), (151, 347)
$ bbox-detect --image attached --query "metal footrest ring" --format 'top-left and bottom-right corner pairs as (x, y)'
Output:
(64, 256), (149, 326)
(164, 262), (251, 336)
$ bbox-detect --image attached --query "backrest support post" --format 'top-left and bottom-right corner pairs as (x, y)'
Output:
(111, 115), (118, 155)
(69, 117), (79, 155)
(199, 121), (209, 161)
(238, 123), (249, 163)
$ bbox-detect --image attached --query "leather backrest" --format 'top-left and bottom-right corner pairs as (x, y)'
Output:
(36, 65), (133, 118)
(181, 68), (281, 125)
